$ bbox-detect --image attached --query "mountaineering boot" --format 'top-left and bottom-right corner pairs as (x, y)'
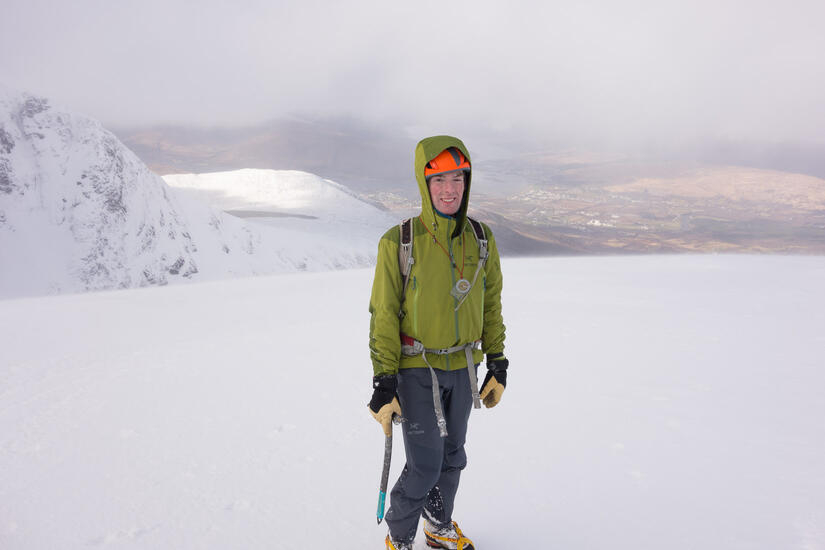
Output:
(385, 534), (414, 550)
(423, 519), (475, 549)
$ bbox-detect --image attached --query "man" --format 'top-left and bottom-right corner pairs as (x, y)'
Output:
(368, 135), (508, 550)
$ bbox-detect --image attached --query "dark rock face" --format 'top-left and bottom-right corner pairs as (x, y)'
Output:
(0, 128), (14, 194)
(0, 164), (11, 195)
(21, 96), (49, 117)
(0, 127), (13, 154)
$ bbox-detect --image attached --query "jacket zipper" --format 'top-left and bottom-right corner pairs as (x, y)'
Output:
(481, 275), (486, 317)
(448, 219), (461, 371)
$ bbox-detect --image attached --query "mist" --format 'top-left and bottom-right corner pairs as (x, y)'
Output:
(2, 0), (824, 154)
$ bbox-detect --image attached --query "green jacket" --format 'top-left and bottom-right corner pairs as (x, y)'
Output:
(369, 135), (506, 376)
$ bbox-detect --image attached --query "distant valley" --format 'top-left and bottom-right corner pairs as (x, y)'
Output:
(116, 122), (825, 255)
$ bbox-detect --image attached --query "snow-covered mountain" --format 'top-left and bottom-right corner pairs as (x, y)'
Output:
(163, 168), (396, 249)
(0, 91), (393, 299)
(164, 168), (386, 221)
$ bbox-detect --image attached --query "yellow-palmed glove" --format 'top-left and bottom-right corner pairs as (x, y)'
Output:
(368, 375), (402, 436)
(479, 355), (508, 408)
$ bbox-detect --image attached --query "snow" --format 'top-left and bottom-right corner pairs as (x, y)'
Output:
(163, 168), (396, 270)
(163, 169), (384, 222)
(1, 254), (823, 549)
(0, 91), (393, 299)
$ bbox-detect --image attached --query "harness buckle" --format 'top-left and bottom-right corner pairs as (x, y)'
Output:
(400, 333), (425, 356)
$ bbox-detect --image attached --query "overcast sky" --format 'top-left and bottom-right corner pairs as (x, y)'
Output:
(2, 0), (824, 151)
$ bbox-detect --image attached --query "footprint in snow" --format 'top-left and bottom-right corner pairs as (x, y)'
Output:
(88, 525), (157, 546)
(267, 424), (297, 438)
(226, 499), (252, 512)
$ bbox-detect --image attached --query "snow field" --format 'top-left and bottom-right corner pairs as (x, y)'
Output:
(1, 254), (824, 549)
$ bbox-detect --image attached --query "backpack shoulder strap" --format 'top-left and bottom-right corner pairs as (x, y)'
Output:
(451, 217), (491, 313)
(466, 216), (488, 265)
(397, 218), (414, 319)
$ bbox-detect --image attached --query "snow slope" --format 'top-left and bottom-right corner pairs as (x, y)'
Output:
(163, 169), (386, 222)
(164, 168), (397, 261)
(0, 91), (391, 299)
(1, 254), (823, 549)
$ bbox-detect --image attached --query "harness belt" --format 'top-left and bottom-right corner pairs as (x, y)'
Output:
(401, 333), (482, 438)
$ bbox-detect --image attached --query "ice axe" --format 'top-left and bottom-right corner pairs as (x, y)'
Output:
(376, 413), (403, 524)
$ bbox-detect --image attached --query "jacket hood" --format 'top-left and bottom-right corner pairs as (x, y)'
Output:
(414, 135), (472, 237)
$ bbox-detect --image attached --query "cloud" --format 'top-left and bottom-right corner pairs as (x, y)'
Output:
(2, 0), (824, 148)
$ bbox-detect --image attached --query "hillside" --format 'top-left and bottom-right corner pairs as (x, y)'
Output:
(470, 162), (825, 254)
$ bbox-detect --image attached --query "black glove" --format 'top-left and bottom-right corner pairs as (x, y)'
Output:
(479, 355), (508, 408)
(368, 375), (402, 436)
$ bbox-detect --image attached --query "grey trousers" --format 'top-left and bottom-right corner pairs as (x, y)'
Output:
(385, 366), (476, 542)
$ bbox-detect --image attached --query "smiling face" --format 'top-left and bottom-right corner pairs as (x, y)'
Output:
(427, 171), (466, 216)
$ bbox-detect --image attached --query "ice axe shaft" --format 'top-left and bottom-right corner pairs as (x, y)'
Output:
(376, 414), (402, 524)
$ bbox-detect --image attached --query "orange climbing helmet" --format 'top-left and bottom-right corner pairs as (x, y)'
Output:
(424, 147), (471, 180)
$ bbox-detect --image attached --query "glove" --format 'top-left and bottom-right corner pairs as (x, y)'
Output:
(368, 374), (402, 437)
(479, 355), (508, 408)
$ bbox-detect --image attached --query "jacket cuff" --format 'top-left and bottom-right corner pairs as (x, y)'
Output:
(372, 374), (398, 392)
(486, 355), (509, 371)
